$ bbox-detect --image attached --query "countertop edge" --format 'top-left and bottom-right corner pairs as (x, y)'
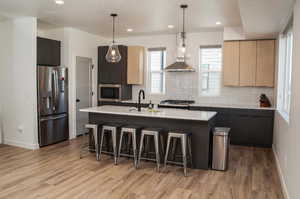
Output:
(80, 107), (217, 122)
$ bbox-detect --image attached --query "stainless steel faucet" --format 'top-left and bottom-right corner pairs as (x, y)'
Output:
(137, 89), (145, 111)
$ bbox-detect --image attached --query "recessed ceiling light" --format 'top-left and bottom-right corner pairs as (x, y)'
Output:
(216, 21), (222, 25)
(127, 28), (133, 32)
(55, 0), (64, 5)
(168, 25), (174, 29)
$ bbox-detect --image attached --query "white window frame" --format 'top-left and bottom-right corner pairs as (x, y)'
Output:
(148, 48), (166, 94)
(277, 18), (293, 122)
(199, 45), (222, 96)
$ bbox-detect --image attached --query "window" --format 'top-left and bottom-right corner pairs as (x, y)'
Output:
(148, 48), (166, 94)
(199, 46), (222, 96)
(277, 18), (293, 121)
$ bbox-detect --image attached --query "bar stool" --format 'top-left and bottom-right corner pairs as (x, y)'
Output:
(117, 125), (142, 168)
(99, 123), (123, 165)
(164, 131), (193, 176)
(138, 128), (164, 171)
(80, 123), (101, 160)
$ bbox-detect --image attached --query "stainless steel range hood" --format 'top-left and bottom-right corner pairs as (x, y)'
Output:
(165, 61), (195, 72)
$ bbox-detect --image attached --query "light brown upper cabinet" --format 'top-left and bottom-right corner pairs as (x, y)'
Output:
(255, 40), (275, 87)
(127, 46), (145, 85)
(223, 40), (275, 87)
(223, 41), (240, 86)
(239, 41), (257, 86)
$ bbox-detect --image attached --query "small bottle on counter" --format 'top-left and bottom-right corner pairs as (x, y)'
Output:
(148, 100), (153, 110)
(259, 94), (271, 107)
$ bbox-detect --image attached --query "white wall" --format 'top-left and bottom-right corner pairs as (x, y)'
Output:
(0, 20), (10, 144)
(0, 104), (2, 144)
(0, 17), (38, 149)
(273, 1), (300, 199)
(223, 26), (246, 40)
(67, 28), (107, 139)
(38, 27), (108, 139)
(118, 32), (274, 106)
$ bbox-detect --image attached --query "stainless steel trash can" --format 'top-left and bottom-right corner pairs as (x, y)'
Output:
(212, 127), (230, 171)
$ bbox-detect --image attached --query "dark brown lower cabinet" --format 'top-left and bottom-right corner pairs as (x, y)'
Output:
(97, 102), (275, 148)
(189, 106), (274, 148)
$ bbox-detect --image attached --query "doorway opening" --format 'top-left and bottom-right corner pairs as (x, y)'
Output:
(75, 56), (93, 136)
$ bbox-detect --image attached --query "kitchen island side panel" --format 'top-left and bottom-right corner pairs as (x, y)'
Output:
(89, 112), (216, 170)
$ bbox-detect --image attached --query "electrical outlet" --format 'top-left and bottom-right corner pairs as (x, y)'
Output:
(17, 126), (23, 134)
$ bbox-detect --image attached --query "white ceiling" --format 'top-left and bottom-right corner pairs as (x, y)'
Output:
(0, 0), (294, 38)
(0, 0), (241, 37)
(239, 0), (294, 38)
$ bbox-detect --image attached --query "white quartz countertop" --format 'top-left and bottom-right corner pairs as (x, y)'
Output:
(80, 105), (217, 121)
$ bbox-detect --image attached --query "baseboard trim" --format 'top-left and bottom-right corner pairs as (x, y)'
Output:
(272, 145), (290, 199)
(4, 139), (39, 150)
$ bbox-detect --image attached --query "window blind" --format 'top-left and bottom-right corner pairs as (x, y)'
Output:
(149, 49), (166, 93)
(200, 46), (222, 95)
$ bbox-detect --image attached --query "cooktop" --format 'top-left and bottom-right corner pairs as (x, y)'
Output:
(160, 100), (195, 105)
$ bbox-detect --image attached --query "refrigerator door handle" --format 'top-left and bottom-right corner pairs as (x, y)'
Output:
(55, 70), (59, 110)
(52, 70), (59, 111)
(51, 71), (55, 111)
(40, 114), (67, 122)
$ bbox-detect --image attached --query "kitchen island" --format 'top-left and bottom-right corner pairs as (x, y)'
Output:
(80, 105), (217, 170)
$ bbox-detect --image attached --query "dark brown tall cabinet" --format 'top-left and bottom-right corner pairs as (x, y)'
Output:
(98, 45), (132, 103)
(98, 45), (128, 84)
(37, 37), (61, 66)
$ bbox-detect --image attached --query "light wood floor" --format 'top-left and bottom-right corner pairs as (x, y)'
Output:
(0, 138), (284, 199)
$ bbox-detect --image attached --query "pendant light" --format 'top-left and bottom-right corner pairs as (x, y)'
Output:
(165, 4), (195, 72)
(106, 13), (121, 63)
(178, 4), (187, 57)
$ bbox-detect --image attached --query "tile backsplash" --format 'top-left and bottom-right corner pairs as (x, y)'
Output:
(132, 72), (274, 107)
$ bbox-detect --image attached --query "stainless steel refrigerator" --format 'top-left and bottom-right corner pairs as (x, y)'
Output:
(37, 66), (69, 147)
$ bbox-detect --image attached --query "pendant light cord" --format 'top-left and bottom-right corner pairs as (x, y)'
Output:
(182, 7), (185, 47)
(110, 13), (117, 44)
(183, 7), (185, 35)
(112, 15), (115, 44)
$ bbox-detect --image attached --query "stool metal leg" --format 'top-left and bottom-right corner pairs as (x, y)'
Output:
(92, 127), (99, 161)
(154, 134), (160, 172)
(117, 129), (125, 164)
(181, 135), (187, 177)
(112, 128), (118, 165)
(137, 133), (145, 168)
(99, 128), (105, 161)
(132, 131), (137, 168)
(164, 135), (171, 169)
